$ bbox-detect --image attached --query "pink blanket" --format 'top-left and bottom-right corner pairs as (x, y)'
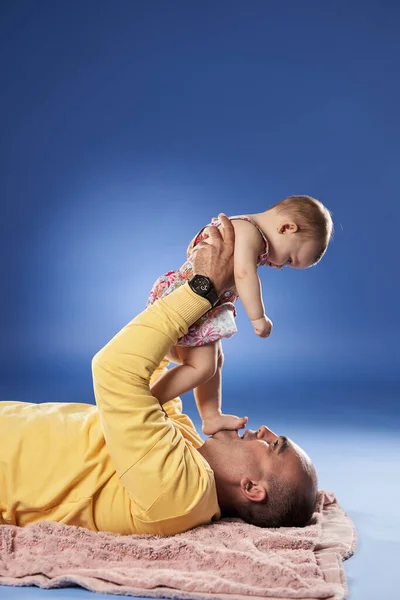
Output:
(0, 491), (356, 600)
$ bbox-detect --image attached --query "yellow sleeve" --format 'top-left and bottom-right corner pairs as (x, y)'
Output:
(150, 357), (204, 449)
(91, 283), (211, 516)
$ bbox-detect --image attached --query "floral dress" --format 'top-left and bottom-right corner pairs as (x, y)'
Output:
(146, 215), (269, 347)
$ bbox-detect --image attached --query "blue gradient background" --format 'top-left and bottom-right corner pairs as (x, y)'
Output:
(0, 2), (399, 600)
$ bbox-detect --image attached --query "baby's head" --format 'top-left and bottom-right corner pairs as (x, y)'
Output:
(265, 195), (333, 269)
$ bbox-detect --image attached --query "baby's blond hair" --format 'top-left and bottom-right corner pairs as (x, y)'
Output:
(270, 195), (333, 264)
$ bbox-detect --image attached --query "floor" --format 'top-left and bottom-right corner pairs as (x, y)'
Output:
(1, 383), (399, 600)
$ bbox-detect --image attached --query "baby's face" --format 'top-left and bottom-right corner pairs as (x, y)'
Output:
(267, 230), (317, 270)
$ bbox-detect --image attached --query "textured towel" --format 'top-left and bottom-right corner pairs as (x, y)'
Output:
(0, 491), (356, 600)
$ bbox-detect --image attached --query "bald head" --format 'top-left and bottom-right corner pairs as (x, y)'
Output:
(198, 426), (318, 528)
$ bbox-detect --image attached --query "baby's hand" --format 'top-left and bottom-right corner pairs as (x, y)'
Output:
(202, 414), (248, 436)
(252, 315), (273, 338)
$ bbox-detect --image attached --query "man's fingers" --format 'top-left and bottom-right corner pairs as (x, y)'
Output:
(217, 213), (235, 244)
(192, 240), (212, 253)
(204, 225), (220, 240)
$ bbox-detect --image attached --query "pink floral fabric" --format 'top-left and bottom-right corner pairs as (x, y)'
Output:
(146, 215), (269, 347)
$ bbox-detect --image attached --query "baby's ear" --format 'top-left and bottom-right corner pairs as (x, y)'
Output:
(279, 222), (298, 234)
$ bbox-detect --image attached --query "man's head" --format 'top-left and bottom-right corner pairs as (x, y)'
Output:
(198, 425), (317, 528)
(264, 195), (334, 269)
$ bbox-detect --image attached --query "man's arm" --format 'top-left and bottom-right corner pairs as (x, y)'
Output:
(92, 285), (210, 511)
(92, 214), (235, 516)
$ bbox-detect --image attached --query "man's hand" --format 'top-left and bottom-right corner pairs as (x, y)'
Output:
(191, 213), (235, 295)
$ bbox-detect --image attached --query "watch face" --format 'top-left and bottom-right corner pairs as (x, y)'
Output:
(194, 276), (211, 294)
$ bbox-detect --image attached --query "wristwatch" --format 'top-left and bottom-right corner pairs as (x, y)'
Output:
(188, 274), (220, 308)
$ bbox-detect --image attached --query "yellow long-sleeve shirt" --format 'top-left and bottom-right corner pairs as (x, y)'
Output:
(0, 284), (221, 535)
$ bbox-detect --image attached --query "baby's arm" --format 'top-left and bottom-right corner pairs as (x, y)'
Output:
(232, 220), (273, 337)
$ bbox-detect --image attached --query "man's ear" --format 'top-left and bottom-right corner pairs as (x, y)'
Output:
(278, 222), (298, 234)
(240, 477), (267, 503)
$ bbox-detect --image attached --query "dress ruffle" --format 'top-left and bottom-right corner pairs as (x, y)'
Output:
(146, 261), (238, 346)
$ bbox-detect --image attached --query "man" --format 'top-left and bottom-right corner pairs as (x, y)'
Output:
(0, 215), (317, 535)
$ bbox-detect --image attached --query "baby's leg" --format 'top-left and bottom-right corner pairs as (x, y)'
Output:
(150, 343), (218, 405)
(194, 341), (248, 435)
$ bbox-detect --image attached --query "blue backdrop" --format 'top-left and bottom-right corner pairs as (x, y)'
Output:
(1, 0), (399, 431)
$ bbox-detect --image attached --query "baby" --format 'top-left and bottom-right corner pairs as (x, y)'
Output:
(148, 195), (333, 435)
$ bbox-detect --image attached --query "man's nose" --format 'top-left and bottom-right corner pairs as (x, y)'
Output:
(257, 426), (279, 441)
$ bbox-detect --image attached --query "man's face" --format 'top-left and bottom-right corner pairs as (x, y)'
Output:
(208, 425), (314, 489)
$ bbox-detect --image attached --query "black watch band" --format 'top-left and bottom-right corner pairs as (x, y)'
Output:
(188, 274), (220, 308)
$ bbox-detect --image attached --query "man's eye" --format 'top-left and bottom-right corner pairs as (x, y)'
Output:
(287, 258), (292, 265)
(273, 440), (279, 449)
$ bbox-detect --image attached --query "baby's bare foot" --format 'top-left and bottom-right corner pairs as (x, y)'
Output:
(202, 414), (248, 436)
